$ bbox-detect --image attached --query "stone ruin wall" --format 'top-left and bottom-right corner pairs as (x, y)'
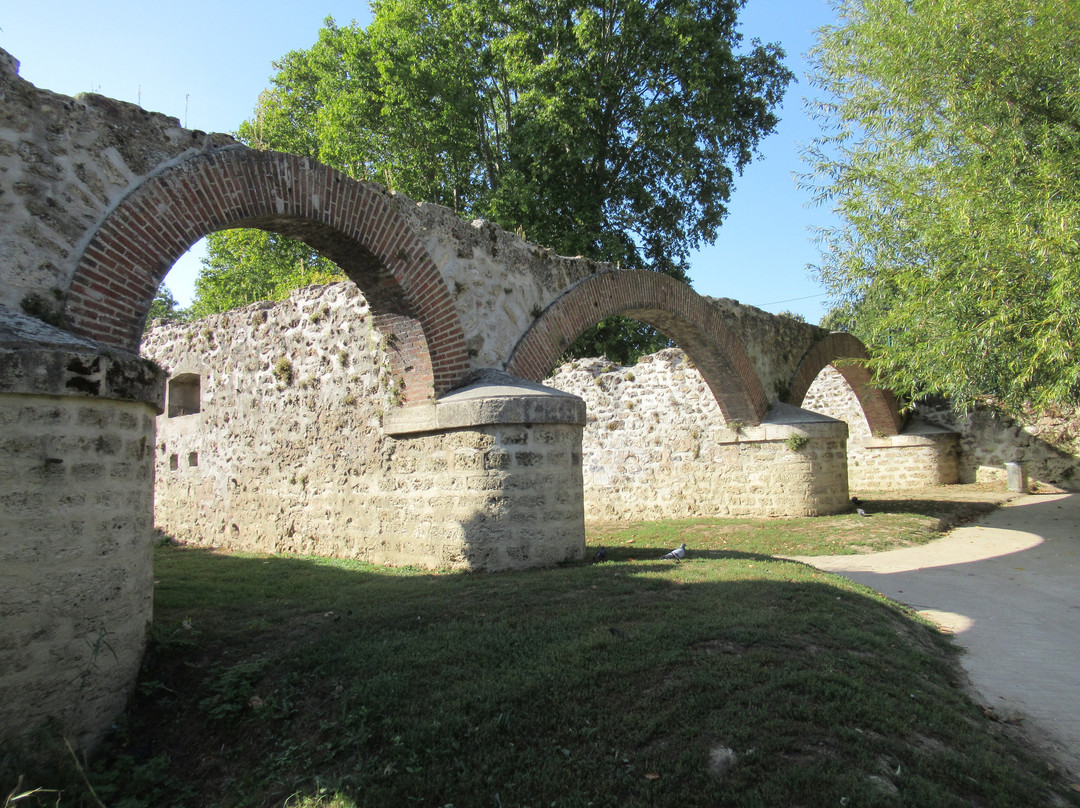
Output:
(803, 366), (959, 490)
(0, 44), (596, 382)
(704, 306), (824, 404)
(803, 368), (1080, 493)
(146, 283), (860, 537)
(149, 281), (1076, 544)
(915, 399), (1080, 492)
(142, 283), (584, 570)
(545, 351), (849, 520)
(0, 49), (237, 319)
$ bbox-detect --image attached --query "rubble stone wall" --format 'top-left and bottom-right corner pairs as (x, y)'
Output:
(142, 284), (585, 569)
(916, 400), (1080, 491)
(0, 49), (234, 318)
(803, 366), (959, 490)
(546, 351), (850, 519)
(145, 286), (987, 536)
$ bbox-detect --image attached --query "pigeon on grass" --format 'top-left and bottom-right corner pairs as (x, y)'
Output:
(660, 543), (686, 561)
(592, 548), (608, 563)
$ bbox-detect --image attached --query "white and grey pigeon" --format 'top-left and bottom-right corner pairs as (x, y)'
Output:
(857, 508), (868, 517)
(661, 542), (687, 561)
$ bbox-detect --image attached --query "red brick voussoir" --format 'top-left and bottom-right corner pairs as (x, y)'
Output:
(65, 147), (469, 401)
(788, 331), (903, 436)
(506, 269), (770, 426)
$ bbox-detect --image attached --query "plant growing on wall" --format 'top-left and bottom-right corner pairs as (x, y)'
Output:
(785, 433), (809, 452)
(272, 357), (294, 387)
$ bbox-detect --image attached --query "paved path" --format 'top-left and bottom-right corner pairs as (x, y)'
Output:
(791, 492), (1080, 781)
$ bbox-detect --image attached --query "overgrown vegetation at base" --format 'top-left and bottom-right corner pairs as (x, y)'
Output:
(5, 488), (1077, 807)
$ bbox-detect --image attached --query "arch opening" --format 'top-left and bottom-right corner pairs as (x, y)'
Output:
(786, 332), (903, 438)
(144, 277), (410, 556)
(63, 148), (469, 400)
(506, 270), (769, 426)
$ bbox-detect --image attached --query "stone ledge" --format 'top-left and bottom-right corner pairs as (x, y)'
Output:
(708, 402), (849, 445)
(0, 306), (164, 409)
(385, 370), (586, 436)
(0, 346), (165, 411)
(856, 422), (960, 449)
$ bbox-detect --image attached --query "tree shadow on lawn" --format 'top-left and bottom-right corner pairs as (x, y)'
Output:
(848, 485), (1015, 524)
(54, 544), (1080, 808)
(594, 547), (778, 564)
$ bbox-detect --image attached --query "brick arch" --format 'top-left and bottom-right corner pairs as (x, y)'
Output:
(787, 332), (903, 436)
(64, 147), (469, 401)
(506, 270), (769, 425)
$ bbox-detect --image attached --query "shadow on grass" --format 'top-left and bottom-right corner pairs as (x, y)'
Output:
(845, 497), (1002, 519)
(591, 548), (779, 564)
(9, 543), (1072, 808)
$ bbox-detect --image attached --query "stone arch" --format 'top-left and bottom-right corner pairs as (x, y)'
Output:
(506, 270), (769, 424)
(64, 147), (469, 401)
(787, 332), (903, 436)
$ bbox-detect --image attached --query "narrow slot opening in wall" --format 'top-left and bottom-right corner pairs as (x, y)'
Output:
(168, 373), (201, 418)
(169, 454), (179, 471)
(188, 452), (198, 468)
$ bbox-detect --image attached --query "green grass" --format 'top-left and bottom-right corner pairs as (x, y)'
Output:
(588, 486), (1016, 558)
(5, 486), (1077, 807)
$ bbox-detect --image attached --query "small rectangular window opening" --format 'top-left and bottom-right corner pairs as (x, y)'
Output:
(168, 373), (201, 418)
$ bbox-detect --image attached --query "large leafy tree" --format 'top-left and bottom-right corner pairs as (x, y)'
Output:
(804, 0), (1080, 411)
(200, 0), (792, 362)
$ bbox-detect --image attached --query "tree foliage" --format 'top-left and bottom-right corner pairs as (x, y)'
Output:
(200, 0), (792, 362)
(191, 230), (342, 318)
(804, 0), (1080, 411)
(145, 285), (188, 328)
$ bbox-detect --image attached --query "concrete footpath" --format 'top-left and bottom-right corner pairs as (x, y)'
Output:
(792, 492), (1080, 781)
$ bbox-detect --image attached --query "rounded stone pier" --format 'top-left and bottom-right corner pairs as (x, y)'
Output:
(0, 306), (164, 760)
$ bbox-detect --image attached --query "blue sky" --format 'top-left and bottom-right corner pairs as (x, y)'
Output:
(2, 0), (839, 323)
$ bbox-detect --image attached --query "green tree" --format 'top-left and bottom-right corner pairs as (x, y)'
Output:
(803, 0), (1080, 411)
(203, 0), (792, 362)
(145, 285), (188, 327)
(190, 230), (342, 318)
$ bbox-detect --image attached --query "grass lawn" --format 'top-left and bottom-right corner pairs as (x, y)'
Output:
(586, 486), (1017, 559)
(6, 486), (1077, 807)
